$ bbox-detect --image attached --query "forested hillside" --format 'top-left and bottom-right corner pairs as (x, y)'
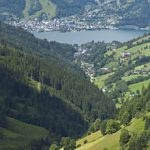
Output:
(0, 23), (76, 62)
(0, 23), (115, 149)
(117, 0), (150, 28)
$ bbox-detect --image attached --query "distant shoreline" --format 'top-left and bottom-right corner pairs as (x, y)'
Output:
(33, 29), (149, 45)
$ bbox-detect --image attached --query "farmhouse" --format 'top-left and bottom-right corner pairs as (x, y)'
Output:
(122, 52), (130, 58)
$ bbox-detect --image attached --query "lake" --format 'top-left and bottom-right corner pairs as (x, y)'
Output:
(34, 29), (149, 45)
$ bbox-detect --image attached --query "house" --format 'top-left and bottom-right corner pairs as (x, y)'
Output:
(100, 67), (111, 73)
(122, 52), (130, 58)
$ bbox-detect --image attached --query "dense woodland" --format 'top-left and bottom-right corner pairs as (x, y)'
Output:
(0, 23), (115, 149)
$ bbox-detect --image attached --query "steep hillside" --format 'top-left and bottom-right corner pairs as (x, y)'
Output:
(0, 117), (49, 150)
(0, 23), (115, 149)
(0, 22), (76, 62)
(75, 117), (146, 150)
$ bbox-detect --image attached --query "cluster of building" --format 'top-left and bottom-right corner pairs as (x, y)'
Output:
(80, 61), (95, 78)
(134, 69), (150, 75)
(6, 4), (119, 33)
(6, 16), (116, 32)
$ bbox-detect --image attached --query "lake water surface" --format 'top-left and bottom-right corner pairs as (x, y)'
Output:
(34, 29), (149, 45)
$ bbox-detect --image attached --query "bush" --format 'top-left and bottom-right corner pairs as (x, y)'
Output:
(106, 120), (120, 134)
(76, 144), (81, 148)
(100, 120), (107, 135)
(50, 144), (59, 150)
(83, 140), (88, 144)
(120, 129), (130, 146)
(88, 118), (101, 133)
(60, 137), (76, 150)
(145, 117), (150, 130)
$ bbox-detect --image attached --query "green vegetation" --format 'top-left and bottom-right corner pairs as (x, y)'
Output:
(73, 34), (150, 150)
(94, 72), (113, 88)
(76, 130), (102, 147)
(0, 0), (92, 20)
(0, 10), (150, 150)
(75, 117), (146, 150)
(128, 80), (150, 92)
(88, 119), (101, 134)
(0, 117), (48, 150)
(0, 22), (115, 149)
(60, 137), (76, 150)
(23, 0), (56, 20)
(79, 34), (150, 107)
(119, 129), (131, 146)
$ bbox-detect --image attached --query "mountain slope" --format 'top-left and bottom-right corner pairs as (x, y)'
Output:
(75, 82), (150, 150)
(0, 0), (93, 20)
(0, 0), (150, 28)
(0, 23), (115, 149)
(76, 34), (150, 107)
(75, 117), (145, 150)
(117, 0), (150, 28)
(0, 117), (49, 150)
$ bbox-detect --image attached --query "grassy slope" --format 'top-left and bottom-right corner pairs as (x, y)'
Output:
(128, 79), (150, 92)
(23, 0), (31, 19)
(94, 35), (150, 97)
(36, 0), (56, 20)
(80, 37), (150, 149)
(76, 131), (102, 147)
(94, 72), (114, 88)
(0, 78), (50, 149)
(0, 117), (49, 149)
(23, 0), (56, 20)
(76, 118), (145, 150)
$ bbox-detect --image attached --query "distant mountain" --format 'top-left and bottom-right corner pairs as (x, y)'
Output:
(80, 0), (150, 28)
(0, 0), (150, 28)
(0, 0), (94, 20)
(117, 0), (150, 28)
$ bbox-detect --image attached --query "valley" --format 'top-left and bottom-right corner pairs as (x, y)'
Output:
(75, 34), (150, 107)
(0, 1), (150, 150)
(0, 23), (115, 150)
